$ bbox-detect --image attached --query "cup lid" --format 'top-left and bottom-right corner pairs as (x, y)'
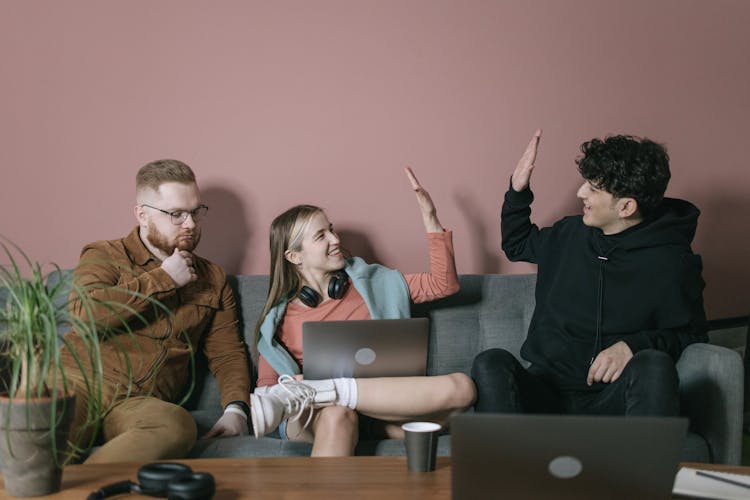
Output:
(401, 421), (441, 432)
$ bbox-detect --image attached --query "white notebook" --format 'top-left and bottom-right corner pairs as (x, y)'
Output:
(673, 467), (750, 499)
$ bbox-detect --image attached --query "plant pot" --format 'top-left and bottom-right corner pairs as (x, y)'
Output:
(0, 393), (75, 497)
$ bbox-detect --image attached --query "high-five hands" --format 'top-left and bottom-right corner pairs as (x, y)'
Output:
(405, 166), (443, 233)
(162, 247), (198, 287)
(511, 129), (542, 192)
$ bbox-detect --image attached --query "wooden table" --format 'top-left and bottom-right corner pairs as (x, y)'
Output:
(2, 457), (748, 499)
(1, 456), (451, 499)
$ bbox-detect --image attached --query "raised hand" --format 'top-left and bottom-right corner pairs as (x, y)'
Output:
(511, 129), (542, 192)
(405, 166), (443, 233)
(161, 247), (197, 287)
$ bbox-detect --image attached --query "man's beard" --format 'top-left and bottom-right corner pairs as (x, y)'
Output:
(146, 220), (201, 255)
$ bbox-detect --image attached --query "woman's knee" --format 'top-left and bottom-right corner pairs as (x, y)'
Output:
(313, 406), (358, 437)
(444, 372), (477, 409)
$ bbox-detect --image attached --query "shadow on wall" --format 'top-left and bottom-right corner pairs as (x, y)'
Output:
(454, 190), (501, 273)
(696, 194), (750, 320)
(199, 186), (252, 275)
(337, 228), (383, 266)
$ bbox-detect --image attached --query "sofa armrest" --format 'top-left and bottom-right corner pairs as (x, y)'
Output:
(676, 343), (744, 464)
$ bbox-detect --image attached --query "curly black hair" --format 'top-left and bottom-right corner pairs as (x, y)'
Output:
(576, 135), (670, 218)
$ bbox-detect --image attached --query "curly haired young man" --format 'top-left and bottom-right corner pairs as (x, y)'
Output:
(472, 131), (708, 417)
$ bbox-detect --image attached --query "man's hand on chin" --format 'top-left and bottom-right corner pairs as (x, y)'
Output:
(162, 248), (197, 287)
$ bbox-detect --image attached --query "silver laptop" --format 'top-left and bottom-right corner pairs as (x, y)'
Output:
(451, 413), (688, 500)
(302, 318), (429, 379)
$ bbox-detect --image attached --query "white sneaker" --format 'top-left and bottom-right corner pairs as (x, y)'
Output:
(250, 375), (336, 438)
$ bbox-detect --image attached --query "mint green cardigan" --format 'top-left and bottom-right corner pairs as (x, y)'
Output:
(256, 257), (410, 377)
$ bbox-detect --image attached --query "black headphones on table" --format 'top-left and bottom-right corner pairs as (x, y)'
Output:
(87, 462), (215, 500)
(298, 269), (350, 307)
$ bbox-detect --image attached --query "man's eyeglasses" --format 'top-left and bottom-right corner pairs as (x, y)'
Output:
(141, 204), (209, 225)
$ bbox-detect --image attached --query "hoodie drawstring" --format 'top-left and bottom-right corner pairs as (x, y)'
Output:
(590, 255), (608, 365)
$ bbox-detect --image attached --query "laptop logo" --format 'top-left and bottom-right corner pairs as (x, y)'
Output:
(548, 456), (583, 479)
(355, 347), (376, 365)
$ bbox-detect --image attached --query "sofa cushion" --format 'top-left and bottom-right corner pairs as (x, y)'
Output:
(38, 270), (742, 463)
(414, 274), (537, 376)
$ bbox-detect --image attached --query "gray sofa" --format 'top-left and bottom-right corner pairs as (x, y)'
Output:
(184, 274), (744, 465)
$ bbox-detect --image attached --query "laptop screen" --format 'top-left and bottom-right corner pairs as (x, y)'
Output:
(302, 318), (429, 380)
(451, 413), (687, 500)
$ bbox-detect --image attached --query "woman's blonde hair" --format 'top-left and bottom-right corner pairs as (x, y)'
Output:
(254, 205), (324, 344)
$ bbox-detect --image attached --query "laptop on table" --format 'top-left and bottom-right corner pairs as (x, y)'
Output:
(451, 413), (687, 500)
(302, 318), (429, 380)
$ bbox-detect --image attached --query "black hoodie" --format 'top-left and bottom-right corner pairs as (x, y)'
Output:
(501, 186), (708, 392)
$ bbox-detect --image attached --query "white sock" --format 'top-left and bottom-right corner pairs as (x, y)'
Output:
(332, 378), (358, 410)
(298, 378), (337, 404)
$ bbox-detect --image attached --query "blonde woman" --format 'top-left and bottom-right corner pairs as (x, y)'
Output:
(251, 168), (476, 456)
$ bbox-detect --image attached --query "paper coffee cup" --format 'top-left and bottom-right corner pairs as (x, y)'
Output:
(402, 422), (441, 472)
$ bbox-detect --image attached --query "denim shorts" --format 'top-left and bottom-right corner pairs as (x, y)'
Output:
(276, 420), (288, 440)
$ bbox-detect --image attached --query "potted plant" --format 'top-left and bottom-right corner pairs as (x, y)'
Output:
(0, 240), (177, 497)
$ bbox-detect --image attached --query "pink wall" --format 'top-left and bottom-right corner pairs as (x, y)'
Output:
(1, 0), (748, 319)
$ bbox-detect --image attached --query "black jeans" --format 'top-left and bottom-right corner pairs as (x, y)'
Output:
(470, 348), (679, 416)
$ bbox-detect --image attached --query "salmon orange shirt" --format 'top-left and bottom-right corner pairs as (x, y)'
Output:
(255, 231), (458, 387)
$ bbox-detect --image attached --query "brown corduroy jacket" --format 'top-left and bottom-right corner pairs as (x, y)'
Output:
(61, 227), (251, 410)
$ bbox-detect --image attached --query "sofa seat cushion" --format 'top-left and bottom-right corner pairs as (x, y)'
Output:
(189, 436), (313, 458)
(681, 432), (711, 463)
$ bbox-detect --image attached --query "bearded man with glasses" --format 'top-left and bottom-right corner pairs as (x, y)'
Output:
(60, 159), (251, 463)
